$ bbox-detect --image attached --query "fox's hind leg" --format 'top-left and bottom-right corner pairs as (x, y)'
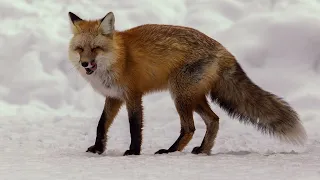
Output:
(154, 94), (196, 154)
(154, 58), (214, 154)
(192, 96), (219, 155)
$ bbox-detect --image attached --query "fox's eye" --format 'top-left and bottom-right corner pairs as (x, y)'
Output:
(91, 46), (103, 52)
(75, 46), (83, 52)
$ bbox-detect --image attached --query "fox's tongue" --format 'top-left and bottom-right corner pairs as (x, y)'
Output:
(85, 61), (97, 75)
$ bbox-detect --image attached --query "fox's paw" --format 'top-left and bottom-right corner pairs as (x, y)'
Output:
(154, 149), (171, 154)
(86, 144), (105, 155)
(191, 146), (210, 155)
(123, 149), (140, 156)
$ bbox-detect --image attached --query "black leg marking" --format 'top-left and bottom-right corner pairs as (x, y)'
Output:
(86, 110), (107, 155)
(124, 97), (143, 156)
(155, 129), (186, 154)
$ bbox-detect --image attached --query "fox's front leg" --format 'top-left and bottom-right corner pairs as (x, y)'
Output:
(123, 94), (144, 156)
(86, 97), (123, 154)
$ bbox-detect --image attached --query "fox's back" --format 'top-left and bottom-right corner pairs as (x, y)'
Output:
(114, 24), (234, 92)
(120, 24), (221, 60)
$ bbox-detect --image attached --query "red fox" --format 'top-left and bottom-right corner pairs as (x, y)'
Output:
(67, 11), (307, 156)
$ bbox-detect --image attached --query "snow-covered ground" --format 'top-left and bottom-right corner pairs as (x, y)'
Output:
(1, 0), (320, 179)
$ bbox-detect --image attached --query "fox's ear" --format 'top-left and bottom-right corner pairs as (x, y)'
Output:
(99, 12), (115, 35)
(69, 12), (82, 24)
(68, 12), (82, 33)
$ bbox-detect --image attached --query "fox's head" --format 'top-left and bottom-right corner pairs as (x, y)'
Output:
(68, 12), (116, 75)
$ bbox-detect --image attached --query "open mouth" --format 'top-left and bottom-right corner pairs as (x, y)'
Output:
(85, 62), (97, 75)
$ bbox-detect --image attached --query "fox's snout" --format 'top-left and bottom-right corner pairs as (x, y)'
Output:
(80, 59), (98, 75)
(81, 59), (96, 68)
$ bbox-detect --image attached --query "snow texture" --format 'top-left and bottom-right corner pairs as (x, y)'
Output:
(1, 0), (320, 179)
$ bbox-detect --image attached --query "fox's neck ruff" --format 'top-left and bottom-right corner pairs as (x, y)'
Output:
(92, 67), (116, 88)
(80, 64), (125, 99)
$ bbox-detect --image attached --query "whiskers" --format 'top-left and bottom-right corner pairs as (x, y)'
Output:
(67, 60), (92, 89)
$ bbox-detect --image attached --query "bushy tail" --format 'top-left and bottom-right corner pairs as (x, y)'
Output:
(210, 62), (307, 145)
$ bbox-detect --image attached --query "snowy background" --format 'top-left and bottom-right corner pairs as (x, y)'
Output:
(1, 0), (320, 179)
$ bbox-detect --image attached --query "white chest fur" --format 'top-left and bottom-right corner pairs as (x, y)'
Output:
(79, 69), (124, 99)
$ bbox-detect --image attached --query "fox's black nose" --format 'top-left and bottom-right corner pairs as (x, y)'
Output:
(81, 60), (96, 68)
(81, 62), (88, 67)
